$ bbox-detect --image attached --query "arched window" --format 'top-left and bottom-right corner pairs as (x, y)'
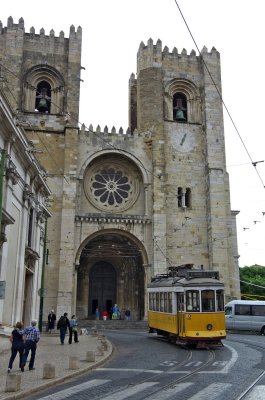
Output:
(164, 78), (201, 123)
(35, 81), (51, 113)
(173, 92), (187, 122)
(23, 65), (65, 114)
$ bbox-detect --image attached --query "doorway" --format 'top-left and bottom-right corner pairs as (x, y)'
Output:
(89, 261), (116, 318)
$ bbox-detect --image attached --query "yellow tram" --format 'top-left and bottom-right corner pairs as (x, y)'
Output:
(147, 265), (226, 348)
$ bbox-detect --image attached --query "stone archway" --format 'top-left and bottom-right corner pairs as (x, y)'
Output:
(76, 232), (146, 320)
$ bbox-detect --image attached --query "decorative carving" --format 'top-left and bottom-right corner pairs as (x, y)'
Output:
(23, 184), (34, 204)
(6, 161), (20, 185)
(25, 246), (40, 270)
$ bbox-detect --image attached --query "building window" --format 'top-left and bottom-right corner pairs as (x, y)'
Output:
(27, 208), (34, 247)
(35, 81), (51, 113)
(173, 92), (187, 122)
(178, 187), (191, 208)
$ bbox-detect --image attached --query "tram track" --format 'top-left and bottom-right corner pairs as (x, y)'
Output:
(97, 346), (216, 400)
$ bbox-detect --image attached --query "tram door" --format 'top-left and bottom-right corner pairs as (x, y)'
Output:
(177, 292), (185, 336)
(89, 262), (116, 318)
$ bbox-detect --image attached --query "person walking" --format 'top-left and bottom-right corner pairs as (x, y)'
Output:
(57, 312), (70, 345)
(22, 319), (40, 371)
(125, 308), (131, 321)
(7, 321), (25, 373)
(69, 315), (79, 344)
(47, 310), (56, 333)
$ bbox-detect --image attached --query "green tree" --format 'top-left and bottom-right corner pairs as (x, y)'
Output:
(240, 265), (265, 300)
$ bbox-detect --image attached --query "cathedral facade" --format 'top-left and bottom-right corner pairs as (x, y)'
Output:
(0, 17), (240, 323)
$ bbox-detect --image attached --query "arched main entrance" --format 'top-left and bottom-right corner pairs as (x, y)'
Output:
(89, 261), (116, 317)
(76, 231), (147, 320)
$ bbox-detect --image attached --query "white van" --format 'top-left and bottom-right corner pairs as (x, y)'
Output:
(225, 300), (265, 334)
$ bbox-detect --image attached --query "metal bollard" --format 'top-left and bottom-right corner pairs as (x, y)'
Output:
(86, 350), (96, 362)
(69, 356), (79, 370)
(43, 363), (56, 379)
(5, 374), (21, 392)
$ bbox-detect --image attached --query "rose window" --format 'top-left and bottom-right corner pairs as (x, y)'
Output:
(84, 159), (140, 212)
(92, 168), (131, 206)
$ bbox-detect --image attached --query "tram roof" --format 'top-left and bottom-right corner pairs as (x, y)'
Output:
(147, 276), (224, 288)
(148, 269), (224, 288)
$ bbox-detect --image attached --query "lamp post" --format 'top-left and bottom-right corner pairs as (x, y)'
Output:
(38, 217), (47, 332)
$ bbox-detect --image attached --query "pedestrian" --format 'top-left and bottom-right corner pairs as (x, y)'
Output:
(57, 312), (70, 344)
(102, 310), (108, 321)
(22, 319), (40, 371)
(7, 321), (25, 373)
(47, 309), (56, 333)
(112, 304), (118, 319)
(125, 308), (131, 321)
(69, 315), (79, 344)
(95, 308), (99, 320)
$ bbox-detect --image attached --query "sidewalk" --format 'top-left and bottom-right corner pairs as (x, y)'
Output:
(0, 329), (112, 400)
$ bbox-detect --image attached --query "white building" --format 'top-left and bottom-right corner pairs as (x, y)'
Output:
(0, 88), (51, 332)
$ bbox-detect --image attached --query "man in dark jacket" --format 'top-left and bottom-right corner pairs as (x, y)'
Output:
(57, 313), (70, 345)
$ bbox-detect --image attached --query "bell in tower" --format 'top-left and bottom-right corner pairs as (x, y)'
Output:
(35, 84), (51, 113)
(173, 92), (187, 122)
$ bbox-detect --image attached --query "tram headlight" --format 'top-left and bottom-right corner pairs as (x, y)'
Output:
(207, 324), (213, 330)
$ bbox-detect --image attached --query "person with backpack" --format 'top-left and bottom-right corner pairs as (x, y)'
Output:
(57, 313), (70, 345)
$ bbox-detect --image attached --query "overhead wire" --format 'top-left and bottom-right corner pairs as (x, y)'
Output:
(174, 0), (265, 189)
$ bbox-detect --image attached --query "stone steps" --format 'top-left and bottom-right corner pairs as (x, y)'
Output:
(78, 319), (149, 331)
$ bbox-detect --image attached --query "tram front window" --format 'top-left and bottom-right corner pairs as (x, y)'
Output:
(201, 290), (215, 312)
(186, 290), (200, 312)
(216, 289), (224, 311)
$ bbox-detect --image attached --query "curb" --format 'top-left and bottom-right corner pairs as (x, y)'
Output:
(1, 340), (113, 400)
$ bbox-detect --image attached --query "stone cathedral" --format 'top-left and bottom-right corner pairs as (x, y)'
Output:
(0, 17), (240, 322)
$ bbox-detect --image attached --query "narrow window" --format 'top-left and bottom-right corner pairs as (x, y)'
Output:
(185, 188), (191, 208)
(27, 208), (34, 247)
(177, 187), (183, 208)
(173, 92), (187, 122)
(168, 292), (173, 313)
(216, 290), (224, 311)
(35, 81), (51, 113)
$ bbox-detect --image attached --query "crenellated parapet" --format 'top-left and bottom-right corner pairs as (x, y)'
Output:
(137, 38), (220, 73)
(0, 16), (82, 54)
(82, 124), (153, 140)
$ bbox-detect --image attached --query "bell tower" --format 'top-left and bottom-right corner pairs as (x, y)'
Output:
(0, 16), (83, 315)
(129, 39), (240, 299)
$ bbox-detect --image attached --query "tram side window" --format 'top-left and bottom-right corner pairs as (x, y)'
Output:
(235, 305), (251, 315)
(252, 305), (265, 316)
(164, 293), (168, 312)
(168, 292), (173, 313)
(201, 290), (215, 312)
(160, 292), (164, 312)
(186, 290), (200, 312)
(216, 290), (224, 311)
(149, 293), (154, 311)
(156, 293), (159, 311)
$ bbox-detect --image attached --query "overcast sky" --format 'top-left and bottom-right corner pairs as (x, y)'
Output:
(1, 0), (264, 268)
